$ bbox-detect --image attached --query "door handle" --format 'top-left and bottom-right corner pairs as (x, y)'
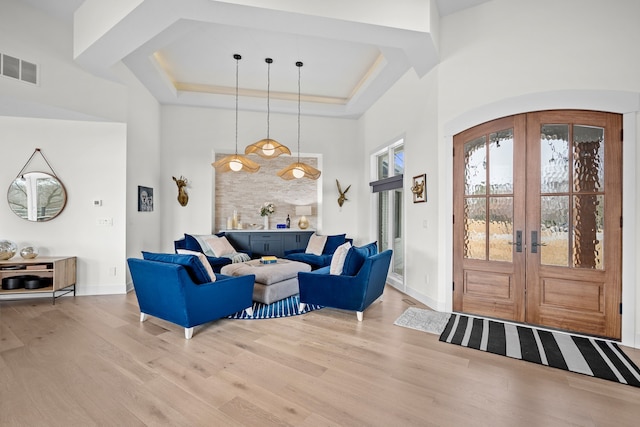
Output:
(508, 230), (523, 252)
(530, 230), (547, 253)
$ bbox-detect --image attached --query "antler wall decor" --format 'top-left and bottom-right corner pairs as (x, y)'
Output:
(336, 179), (351, 207)
(172, 176), (189, 206)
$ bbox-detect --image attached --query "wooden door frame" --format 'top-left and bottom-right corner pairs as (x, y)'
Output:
(442, 93), (638, 346)
(452, 110), (624, 340)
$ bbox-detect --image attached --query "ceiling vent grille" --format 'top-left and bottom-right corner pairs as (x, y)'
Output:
(1, 53), (38, 85)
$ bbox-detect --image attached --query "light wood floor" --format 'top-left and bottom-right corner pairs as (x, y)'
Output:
(2, 287), (640, 426)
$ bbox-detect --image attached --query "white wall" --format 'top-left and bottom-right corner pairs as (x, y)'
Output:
(0, 0), (128, 122)
(119, 61), (162, 287)
(358, 68), (441, 308)
(0, 0), (161, 295)
(160, 105), (362, 249)
(0, 118), (127, 295)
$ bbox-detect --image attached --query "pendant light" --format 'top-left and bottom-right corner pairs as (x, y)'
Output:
(245, 58), (291, 159)
(212, 54), (260, 173)
(277, 61), (321, 180)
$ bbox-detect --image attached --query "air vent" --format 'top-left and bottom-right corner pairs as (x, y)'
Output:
(1, 53), (38, 85)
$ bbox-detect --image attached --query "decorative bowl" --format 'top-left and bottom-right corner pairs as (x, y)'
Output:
(20, 246), (39, 259)
(246, 224), (263, 230)
(0, 240), (18, 260)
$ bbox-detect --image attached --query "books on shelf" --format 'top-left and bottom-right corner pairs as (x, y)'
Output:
(260, 256), (278, 264)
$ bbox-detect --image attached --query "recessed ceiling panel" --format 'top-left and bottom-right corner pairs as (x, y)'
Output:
(156, 22), (382, 100)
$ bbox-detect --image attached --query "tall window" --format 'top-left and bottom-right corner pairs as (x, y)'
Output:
(370, 140), (404, 285)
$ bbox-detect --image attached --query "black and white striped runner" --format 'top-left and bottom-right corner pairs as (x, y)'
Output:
(440, 313), (640, 387)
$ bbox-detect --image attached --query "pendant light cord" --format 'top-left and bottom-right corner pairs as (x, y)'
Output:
(297, 61), (302, 163)
(234, 54), (240, 155)
(266, 58), (272, 140)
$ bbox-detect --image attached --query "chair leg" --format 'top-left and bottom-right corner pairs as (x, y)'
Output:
(299, 303), (307, 312)
(244, 306), (254, 317)
(140, 313), (147, 322)
(185, 327), (194, 340)
(357, 311), (363, 322)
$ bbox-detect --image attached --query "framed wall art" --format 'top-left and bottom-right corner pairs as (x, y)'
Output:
(411, 174), (426, 203)
(138, 186), (154, 212)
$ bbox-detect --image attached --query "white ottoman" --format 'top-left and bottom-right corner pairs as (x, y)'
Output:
(220, 259), (311, 304)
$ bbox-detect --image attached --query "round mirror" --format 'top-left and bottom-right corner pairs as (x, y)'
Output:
(7, 172), (67, 221)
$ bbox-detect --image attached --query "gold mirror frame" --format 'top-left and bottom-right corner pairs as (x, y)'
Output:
(7, 171), (67, 222)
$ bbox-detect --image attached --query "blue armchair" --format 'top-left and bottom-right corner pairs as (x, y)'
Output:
(127, 257), (255, 339)
(297, 249), (393, 321)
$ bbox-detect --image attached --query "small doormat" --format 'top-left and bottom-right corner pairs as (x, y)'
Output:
(227, 294), (322, 319)
(439, 313), (640, 387)
(393, 307), (451, 335)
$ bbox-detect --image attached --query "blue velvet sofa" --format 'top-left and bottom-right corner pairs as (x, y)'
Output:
(127, 253), (255, 339)
(174, 233), (251, 273)
(283, 233), (353, 270)
(297, 244), (392, 321)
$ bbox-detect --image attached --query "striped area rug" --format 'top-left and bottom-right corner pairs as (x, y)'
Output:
(440, 313), (640, 387)
(227, 294), (322, 320)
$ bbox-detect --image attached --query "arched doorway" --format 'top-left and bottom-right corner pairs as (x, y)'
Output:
(452, 110), (622, 339)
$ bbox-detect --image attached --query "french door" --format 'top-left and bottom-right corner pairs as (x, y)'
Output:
(453, 110), (622, 339)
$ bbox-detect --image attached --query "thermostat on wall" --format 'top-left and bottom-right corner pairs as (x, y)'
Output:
(93, 199), (102, 207)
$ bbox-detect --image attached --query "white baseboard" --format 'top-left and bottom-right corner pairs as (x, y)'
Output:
(390, 283), (443, 312)
(75, 284), (127, 296)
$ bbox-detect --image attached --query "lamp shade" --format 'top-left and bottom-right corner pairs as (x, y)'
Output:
(245, 58), (290, 159)
(277, 162), (321, 180)
(295, 206), (312, 216)
(295, 205), (312, 229)
(211, 54), (260, 174)
(245, 139), (291, 158)
(277, 60), (321, 180)
(212, 154), (260, 173)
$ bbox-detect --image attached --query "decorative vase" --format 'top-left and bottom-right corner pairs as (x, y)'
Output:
(20, 246), (39, 259)
(0, 240), (18, 260)
(263, 215), (269, 230)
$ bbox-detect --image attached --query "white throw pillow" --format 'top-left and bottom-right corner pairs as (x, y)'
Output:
(176, 249), (216, 282)
(330, 242), (352, 275)
(204, 236), (236, 257)
(305, 233), (327, 256)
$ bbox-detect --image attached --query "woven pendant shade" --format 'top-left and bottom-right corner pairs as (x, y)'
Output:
(277, 61), (321, 181)
(245, 58), (290, 159)
(277, 162), (321, 180)
(212, 154), (260, 173)
(212, 54), (260, 174)
(245, 138), (291, 158)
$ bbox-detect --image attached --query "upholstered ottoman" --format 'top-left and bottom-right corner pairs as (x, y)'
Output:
(220, 259), (311, 304)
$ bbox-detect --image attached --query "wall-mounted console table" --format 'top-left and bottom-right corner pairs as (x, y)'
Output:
(0, 256), (77, 304)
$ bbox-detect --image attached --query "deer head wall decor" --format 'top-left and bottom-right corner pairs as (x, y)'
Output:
(172, 176), (189, 206)
(336, 179), (351, 207)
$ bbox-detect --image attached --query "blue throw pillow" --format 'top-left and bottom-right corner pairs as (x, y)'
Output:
(362, 241), (378, 256)
(323, 234), (347, 255)
(142, 251), (211, 284)
(341, 247), (367, 276)
(341, 242), (379, 276)
(183, 234), (203, 252)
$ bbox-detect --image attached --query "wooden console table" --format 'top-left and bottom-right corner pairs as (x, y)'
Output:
(0, 256), (76, 304)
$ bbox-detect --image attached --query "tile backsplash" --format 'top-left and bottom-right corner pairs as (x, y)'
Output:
(214, 153), (319, 231)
